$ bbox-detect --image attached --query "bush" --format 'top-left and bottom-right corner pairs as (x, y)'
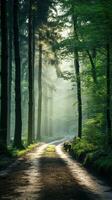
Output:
(71, 137), (96, 161)
(83, 114), (106, 147)
(66, 136), (112, 181)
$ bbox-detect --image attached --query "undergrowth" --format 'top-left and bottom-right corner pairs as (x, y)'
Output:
(10, 143), (38, 157)
(64, 116), (112, 181)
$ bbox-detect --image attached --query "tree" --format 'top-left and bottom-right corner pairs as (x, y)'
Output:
(13, 0), (23, 148)
(32, 6), (36, 140)
(102, 0), (112, 144)
(28, 0), (33, 144)
(72, 13), (82, 138)
(0, 0), (8, 152)
(37, 36), (42, 140)
(58, 0), (83, 138)
(36, 0), (56, 140)
(7, 0), (13, 145)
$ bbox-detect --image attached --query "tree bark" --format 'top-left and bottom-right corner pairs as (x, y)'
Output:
(49, 89), (53, 137)
(28, 0), (33, 145)
(72, 15), (82, 138)
(32, 10), (36, 140)
(13, 0), (23, 148)
(7, 0), (13, 145)
(37, 39), (42, 140)
(0, 0), (8, 152)
(74, 49), (82, 138)
(44, 85), (49, 136)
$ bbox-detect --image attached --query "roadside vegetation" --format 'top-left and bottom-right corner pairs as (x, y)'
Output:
(0, 143), (38, 171)
(64, 129), (112, 182)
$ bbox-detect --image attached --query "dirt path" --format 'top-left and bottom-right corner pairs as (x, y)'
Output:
(0, 141), (112, 200)
(0, 144), (48, 200)
(39, 145), (98, 200)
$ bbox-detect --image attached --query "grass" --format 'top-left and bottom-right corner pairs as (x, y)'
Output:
(10, 143), (38, 157)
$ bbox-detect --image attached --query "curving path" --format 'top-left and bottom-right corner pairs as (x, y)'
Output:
(0, 140), (112, 200)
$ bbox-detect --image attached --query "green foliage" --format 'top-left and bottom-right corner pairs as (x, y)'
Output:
(66, 136), (112, 179)
(83, 114), (106, 146)
(83, 148), (112, 177)
(9, 143), (38, 157)
(71, 137), (95, 158)
(94, 155), (112, 173)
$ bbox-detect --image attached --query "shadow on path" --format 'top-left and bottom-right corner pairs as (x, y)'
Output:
(0, 143), (103, 200)
(0, 157), (31, 199)
(39, 154), (100, 200)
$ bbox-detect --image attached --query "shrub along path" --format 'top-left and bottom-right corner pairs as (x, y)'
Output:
(0, 140), (112, 199)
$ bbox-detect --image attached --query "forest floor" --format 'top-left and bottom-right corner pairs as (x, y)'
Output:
(0, 139), (112, 200)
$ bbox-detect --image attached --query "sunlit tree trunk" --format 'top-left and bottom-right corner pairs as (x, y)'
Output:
(44, 85), (49, 136)
(28, 0), (33, 145)
(37, 38), (42, 140)
(49, 89), (53, 137)
(32, 12), (36, 140)
(13, 0), (23, 148)
(0, 0), (8, 152)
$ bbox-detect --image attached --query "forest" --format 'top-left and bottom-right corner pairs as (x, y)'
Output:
(0, 0), (112, 200)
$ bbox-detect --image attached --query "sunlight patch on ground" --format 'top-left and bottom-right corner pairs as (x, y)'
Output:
(15, 144), (48, 199)
(56, 144), (112, 200)
(42, 145), (57, 158)
(0, 144), (48, 200)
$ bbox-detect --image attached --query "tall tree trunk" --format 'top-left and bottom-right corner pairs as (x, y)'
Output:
(74, 49), (82, 138)
(13, 0), (23, 148)
(72, 15), (82, 138)
(49, 89), (53, 137)
(28, 0), (33, 145)
(44, 85), (49, 136)
(7, 0), (13, 145)
(32, 11), (36, 140)
(0, 0), (8, 152)
(106, 43), (112, 144)
(37, 39), (42, 140)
